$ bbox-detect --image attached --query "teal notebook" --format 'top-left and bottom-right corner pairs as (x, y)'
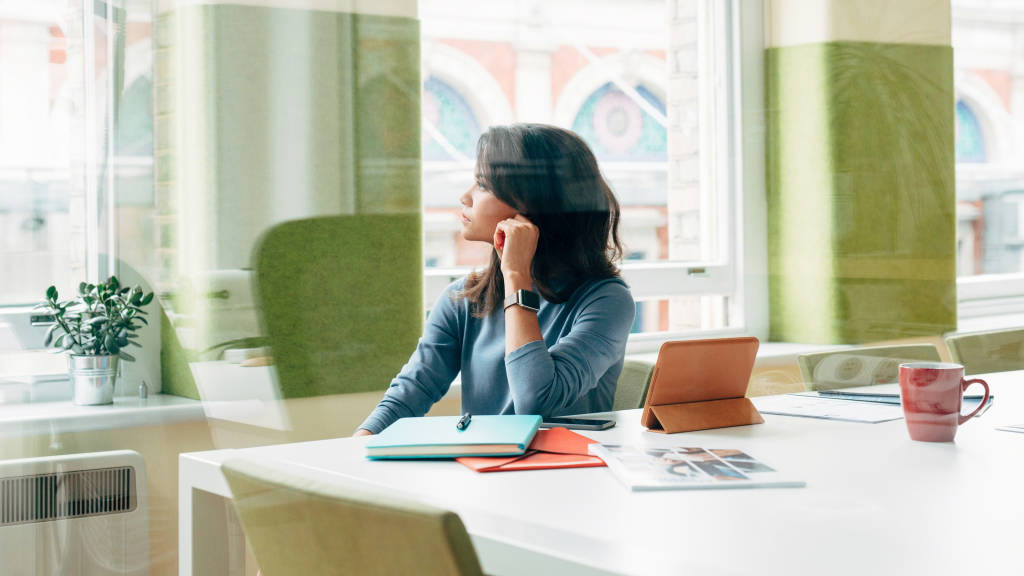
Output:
(365, 415), (542, 460)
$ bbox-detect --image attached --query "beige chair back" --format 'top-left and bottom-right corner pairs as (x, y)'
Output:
(797, 344), (942, 391)
(612, 359), (655, 410)
(222, 458), (484, 576)
(946, 328), (1024, 375)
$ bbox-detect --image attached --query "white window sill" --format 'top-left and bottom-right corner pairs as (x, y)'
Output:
(957, 310), (1024, 333)
(627, 341), (844, 366)
(0, 394), (205, 438)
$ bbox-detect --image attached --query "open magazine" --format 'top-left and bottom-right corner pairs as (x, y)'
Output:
(589, 444), (805, 491)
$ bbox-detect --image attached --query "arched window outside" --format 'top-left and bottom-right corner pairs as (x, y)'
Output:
(955, 100), (986, 163)
(571, 82), (666, 162)
(422, 76), (481, 161)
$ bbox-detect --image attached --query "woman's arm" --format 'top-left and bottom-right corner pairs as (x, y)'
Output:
(504, 274), (543, 353)
(495, 215), (634, 415)
(504, 280), (635, 415)
(495, 215), (543, 354)
(355, 284), (464, 434)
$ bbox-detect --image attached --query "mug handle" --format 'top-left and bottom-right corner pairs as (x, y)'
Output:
(959, 378), (990, 425)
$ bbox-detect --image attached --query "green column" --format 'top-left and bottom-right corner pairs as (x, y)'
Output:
(765, 2), (956, 343)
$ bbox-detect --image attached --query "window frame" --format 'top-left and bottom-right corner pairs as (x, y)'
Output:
(422, 0), (758, 353)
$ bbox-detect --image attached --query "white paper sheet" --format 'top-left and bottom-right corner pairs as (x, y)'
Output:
(751, 395), (904, 423)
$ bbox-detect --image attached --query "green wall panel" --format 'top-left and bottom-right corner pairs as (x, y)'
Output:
(766, 41), (956, 343)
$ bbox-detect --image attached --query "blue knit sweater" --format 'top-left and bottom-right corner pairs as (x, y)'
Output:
(358, 276), (635, 433)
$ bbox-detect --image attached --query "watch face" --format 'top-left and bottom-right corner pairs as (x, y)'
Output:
(504, 289), (541, 311)
(520, 289), (540, 310)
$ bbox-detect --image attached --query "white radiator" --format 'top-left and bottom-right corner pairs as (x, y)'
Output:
(0, 450), (150, 575)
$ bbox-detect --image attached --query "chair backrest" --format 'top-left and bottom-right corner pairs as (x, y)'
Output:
(612, 359), (655, 410)
(222, 458), (484, 576)
(945, 328), (1024, 375)
(254, 214), (423, 398)
(797, 344), (942, 391)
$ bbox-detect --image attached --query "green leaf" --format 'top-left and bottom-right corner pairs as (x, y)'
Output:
(140, 292), (154, 306)
(78, 282), (88, 295)
(88, 316), (108, 326)
(133, 316), (149, 326)
(54, 333), (67, 348)
(46, 286), (57, 301)
(44, 324), (60, 347)
(118, 350), (136, 362)
(108, 276), (120, 290)
(130, 292), (142, 305)
(128, 340), (141, 348)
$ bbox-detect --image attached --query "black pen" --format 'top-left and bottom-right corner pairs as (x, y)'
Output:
(456, 412), (472, 431)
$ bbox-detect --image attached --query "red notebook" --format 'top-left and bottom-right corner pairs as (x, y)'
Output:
(456, 427), (606, 472)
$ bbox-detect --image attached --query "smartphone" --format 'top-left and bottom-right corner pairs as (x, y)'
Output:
(539, 417), (615, 430)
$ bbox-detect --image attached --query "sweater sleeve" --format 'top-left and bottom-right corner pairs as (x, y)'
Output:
(504, 279), (634, 416)
(357, 284), (463, 433)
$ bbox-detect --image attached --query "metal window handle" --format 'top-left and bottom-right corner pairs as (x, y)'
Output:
(688, 267), (709, 278)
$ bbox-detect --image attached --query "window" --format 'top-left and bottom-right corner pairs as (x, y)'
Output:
(0, 2), (154, 364)
(0, 6), (76, 306)
(420, 0), (748, 344)
(951, 2), (1024, 319)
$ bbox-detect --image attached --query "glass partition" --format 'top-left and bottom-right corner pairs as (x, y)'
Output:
(1, 1), (1022, 575)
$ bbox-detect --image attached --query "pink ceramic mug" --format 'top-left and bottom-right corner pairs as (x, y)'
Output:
(898, 362), (990, 442)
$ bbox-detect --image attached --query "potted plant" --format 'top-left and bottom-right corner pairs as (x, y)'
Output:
(37, 276), (154, 405)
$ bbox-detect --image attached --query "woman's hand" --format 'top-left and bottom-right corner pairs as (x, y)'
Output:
(353, 428), (374, 437)
(494, 215), (539, 289)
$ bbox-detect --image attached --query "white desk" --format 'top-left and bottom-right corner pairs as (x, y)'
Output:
(179, 371), (1024, 576)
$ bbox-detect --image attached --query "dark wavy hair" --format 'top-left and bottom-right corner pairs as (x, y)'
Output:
(459, 124), (624, 317)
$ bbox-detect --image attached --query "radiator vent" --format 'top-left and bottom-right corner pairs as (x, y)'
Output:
(0, 466), (136, 527)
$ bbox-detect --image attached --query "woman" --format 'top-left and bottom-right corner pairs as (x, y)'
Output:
(355, 124), (635, 435)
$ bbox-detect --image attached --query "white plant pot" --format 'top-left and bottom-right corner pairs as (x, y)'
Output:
(69, 354), (119, 405)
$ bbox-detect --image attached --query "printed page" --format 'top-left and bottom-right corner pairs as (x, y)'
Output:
(590, 444), (804, 491)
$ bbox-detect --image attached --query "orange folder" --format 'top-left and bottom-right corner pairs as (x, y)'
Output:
(456, 427), (606, 472)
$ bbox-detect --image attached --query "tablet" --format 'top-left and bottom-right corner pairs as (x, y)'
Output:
(640, 337), (760, 430)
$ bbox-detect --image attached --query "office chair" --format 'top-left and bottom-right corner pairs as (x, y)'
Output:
(612, 359), (655, 410)
(797, 344), (942, 391)
(222, 458), (485, 576)
(253, 214), (423, 398)
(945, 328), (1024, 375)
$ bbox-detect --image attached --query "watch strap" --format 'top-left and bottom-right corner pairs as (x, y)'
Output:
(503, 289), (540, 312)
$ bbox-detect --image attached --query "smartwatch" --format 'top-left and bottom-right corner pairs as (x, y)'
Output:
(503, 289), (540, 312)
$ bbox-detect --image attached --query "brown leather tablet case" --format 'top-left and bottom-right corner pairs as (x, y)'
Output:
(640, 337), (764, 434)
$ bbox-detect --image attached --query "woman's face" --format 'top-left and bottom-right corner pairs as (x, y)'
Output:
(458, 173), (517, 243)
